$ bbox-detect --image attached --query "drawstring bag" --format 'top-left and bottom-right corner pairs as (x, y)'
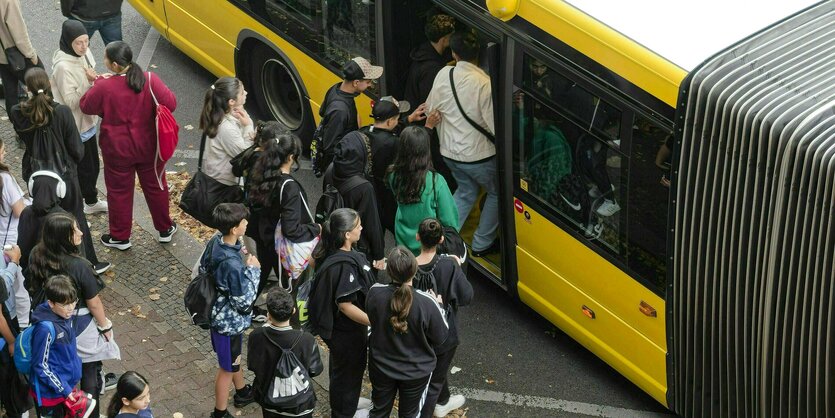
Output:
(148, 72), (179, 189)
(274, 179), (320, 290)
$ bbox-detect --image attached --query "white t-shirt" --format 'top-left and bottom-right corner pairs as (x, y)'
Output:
(0, 172), (25, 245)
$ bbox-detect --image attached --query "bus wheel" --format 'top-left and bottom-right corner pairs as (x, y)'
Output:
(248, 45), (314, 150)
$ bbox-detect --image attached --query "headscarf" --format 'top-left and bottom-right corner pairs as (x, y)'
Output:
(30, 176), (64, 216)
(332, 131), (372, 183)
(59, 20), (88, 58)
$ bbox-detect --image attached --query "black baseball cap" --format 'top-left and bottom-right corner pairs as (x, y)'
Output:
(342, 57), (384, 81)
(372, 96), (411, 120)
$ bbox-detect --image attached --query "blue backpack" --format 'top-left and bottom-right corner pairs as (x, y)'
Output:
(14, 321), (56, 374)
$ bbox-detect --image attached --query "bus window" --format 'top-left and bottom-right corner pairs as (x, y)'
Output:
(237, 0), (377, 80)
(625, 117), (671, 292)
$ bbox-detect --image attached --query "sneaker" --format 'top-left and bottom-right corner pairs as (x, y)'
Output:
(159, 223), (178, 243)
(104, 372), (118, 391)
(251, 306), (267, 323)
(434, 394), (466, 417)
(208, 411), (233, 418)
(233, 384), (255, 408)
(584, 222), (603, 239)
(596, 199), (621, 217)
(100, 234), (131, 250)
(588, 185), (602, 199)
(93, 262), (112, 275)
(63, 389), (96, 418)
(83, 200), (109, 214)
(472, 239), (500, 257)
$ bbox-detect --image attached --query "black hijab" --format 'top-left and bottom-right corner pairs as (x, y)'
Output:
(332, 131), (371, 183)
(59, 20), (87, 57)
(30, 176), (64, 217)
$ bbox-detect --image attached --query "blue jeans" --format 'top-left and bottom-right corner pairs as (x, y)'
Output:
(444, 157), (499, 251)
(72, 13), (123, 45)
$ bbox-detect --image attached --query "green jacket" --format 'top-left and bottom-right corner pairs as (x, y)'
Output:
(389, 171), (459, 255)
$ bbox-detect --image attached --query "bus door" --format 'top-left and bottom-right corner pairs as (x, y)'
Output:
(163, 0), (239, 76)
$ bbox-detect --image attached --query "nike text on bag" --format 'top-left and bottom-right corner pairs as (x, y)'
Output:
(148, 72), (180, 190)
(295, 279), (313, 333)
(263, 333), (316, 415)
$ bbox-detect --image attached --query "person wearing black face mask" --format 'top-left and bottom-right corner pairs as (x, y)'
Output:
(52, 20), (109, 216)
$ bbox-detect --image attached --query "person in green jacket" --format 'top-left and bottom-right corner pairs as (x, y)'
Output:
(387, 126), (458, 255)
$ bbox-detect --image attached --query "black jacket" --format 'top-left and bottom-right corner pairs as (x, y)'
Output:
(17, 176), (66, 270)
(61, 0), (122, 20)
(308, 250), (374, 340)
(404, 42), (452, 107)
(331, 132), (385, 261)
(10, 102), (83, 182)
(320, 83), (359, 158)
(359, 125), (399, 233)
(366, 283), (449, 380)
(269, 174), (319, 243)
(415, 255), (473, 353)
(247, 325), (324, 406)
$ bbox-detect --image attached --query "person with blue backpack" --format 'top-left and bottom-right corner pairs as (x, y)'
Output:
(24, 274), (85, 417)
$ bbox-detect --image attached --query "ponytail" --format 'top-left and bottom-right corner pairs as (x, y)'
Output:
(386, 246), (418, 334)
(199, 77), (241, 138)
(105, 42), (145, 93)
(19, 68), (54, 131)
(313, 208), (360, 262)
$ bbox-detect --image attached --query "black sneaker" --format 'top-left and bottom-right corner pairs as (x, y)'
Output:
(233, 384), (255, 408)
(104, 372), (118, 391)
(472, 239), (500, 257)
(159, 223), (177, 243)
(101, 234), (131, 250)
(94, 262), (112, 275)
(251, 306), (267, 323)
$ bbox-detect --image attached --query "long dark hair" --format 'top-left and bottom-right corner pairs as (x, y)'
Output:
(248, 123), (302, 208)
(199, 77), (241, 138)
(389, 126), (433, 204)
(313, 208), (359, 261)
(105, 42), (145, 93)
(106, 371), (149, 418)
(0, 141), (11, 216)
(28, 212), (82, 295)
(19, 68), (54, 131)
(387, 246), (418, 334)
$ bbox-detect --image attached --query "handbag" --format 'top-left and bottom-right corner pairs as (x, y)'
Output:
(449, 67), (495, 143)
(431, 172), (467, 262)
(148, 72), (179, 189)
(178, 133), (244, 228)
(0, 22), (42, 80)
(274, 178), (320, 288)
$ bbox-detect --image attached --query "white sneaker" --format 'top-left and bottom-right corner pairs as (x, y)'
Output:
(84, 200), (109, 214)
(596, 199), (621, 217)
(584, 222), (603, 239)
(434, 394), (466, 417)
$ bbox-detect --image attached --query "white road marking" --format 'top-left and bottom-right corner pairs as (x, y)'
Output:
(136, 26), (161, 70)
(449, 387), (672, 418)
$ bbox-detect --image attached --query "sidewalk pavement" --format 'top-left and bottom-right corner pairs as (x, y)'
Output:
(0, 119), (333, 417)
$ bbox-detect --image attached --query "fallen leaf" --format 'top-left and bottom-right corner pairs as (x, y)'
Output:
(0, 116), (8, 121)
(160, 277), (168, 282)
(117, 311), (126, 316)
(149, 287), (160, 293)
(184, 124), (194, 130)
(142, 339), (147, 342)
(485, 378), (496, 384)
(149, 294), (160, 301)
(173, 413), (184, 418)
(450, 366), (461, 374)
(174, 162), (187, 167)
(150, 64), (158, 68)
(507, 353), (513, 357)
(156, 348), (164, 351)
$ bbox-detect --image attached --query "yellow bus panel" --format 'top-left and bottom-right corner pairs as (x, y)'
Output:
(514, 203), (667, 405)
(517, 0), (686, 107)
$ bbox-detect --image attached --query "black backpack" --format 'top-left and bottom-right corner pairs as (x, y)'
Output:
(184, 240), (231, 329)
(30, 125), (69, 178)
(413, 257), (441, 293)
(262, 331), (316, 415)
(314, 169), (368, 224)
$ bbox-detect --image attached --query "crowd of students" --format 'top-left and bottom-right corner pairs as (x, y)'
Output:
(0, 2), (494, 417)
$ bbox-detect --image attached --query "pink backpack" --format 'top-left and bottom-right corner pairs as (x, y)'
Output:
(148, 72), (179, 188)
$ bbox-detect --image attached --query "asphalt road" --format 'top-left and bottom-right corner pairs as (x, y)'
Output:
(20, 2), (673, 416)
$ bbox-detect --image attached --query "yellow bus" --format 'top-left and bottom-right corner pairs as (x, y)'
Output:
(127, 0), (835, 415)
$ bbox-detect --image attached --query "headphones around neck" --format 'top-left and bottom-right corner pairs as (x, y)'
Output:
(28, 171), (67, 199)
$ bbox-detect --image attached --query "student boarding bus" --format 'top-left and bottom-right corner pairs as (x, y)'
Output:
(127, 0), (835, 415)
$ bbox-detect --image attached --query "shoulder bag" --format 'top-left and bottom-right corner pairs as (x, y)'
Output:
(148, 72), (180, 189)
(449, 67), (495, 143)
(274, 178), (320, 289)
(178, 133), (244, 228)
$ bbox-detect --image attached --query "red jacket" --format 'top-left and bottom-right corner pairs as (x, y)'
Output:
(80, 72), (177, 164)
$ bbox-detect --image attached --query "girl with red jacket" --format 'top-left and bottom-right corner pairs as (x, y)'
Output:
(80, 41), (177, 250)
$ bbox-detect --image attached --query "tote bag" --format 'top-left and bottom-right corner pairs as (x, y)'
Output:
(274, 179), (320, 288)
(179, 133), (244, 227)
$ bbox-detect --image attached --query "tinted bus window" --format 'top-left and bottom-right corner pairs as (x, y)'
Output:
(234, 0), (377, 77)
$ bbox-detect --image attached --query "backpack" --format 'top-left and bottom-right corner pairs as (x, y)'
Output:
(309, 123), (325, 178)
(413, 257), (442, 293)
(30, 126), (68, 178)
(149, 72), (179, 190)
(262, 332), (316, 415)
(314, 172), (368, 224)
(14, 321), (56, 374)
(184, 239), (232, 329)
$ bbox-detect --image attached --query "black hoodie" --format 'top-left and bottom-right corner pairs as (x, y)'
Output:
(61, 0), (122, 20)
(319, 83), (359, 161)
(308, 250), (374, 340)
(331, 132), (385, 261)
(404, 42), (452, 107)
(17, 176), (66, 270)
